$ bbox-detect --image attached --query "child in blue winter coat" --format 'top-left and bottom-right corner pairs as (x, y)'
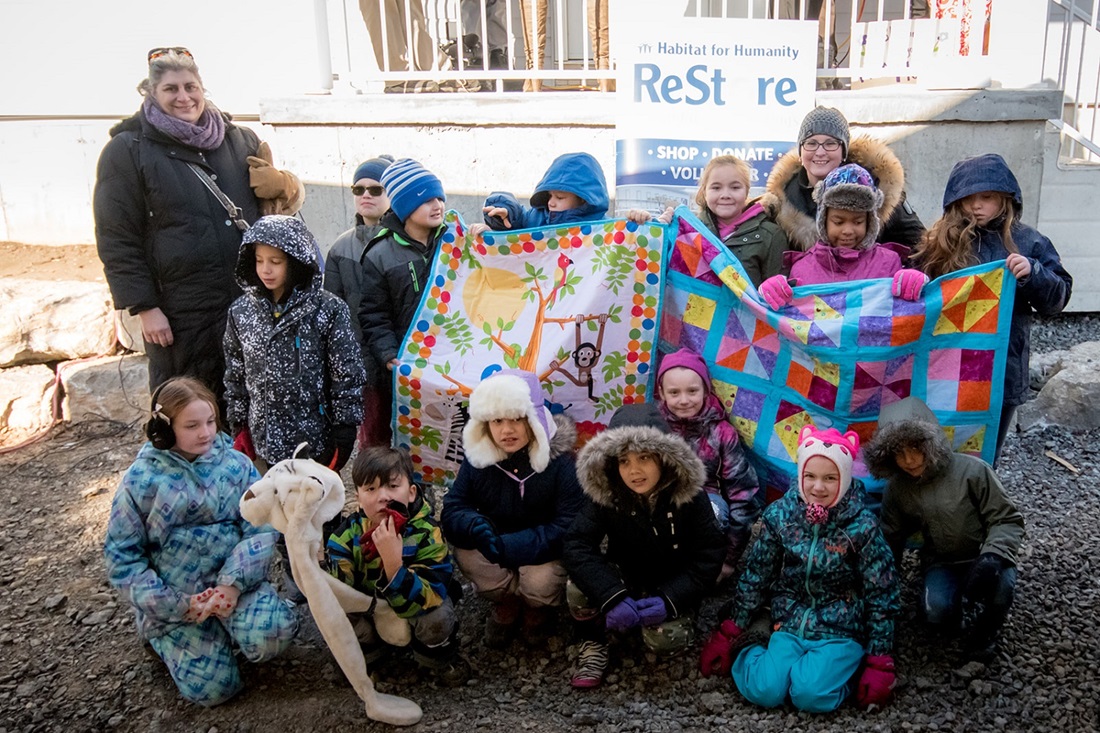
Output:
(477, 152), (610, 232)
(912, 153), (1073, 465)
(223, 215), (365, 471)
(441, 369), (584, 648)
(699, 425), (900, 712)
(104, 377), (297, 706)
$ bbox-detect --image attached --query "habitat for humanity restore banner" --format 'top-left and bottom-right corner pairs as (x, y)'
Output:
(613, 11), (817, 215)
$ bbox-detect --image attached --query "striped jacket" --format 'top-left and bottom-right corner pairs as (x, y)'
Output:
(326, 493), (453, 618)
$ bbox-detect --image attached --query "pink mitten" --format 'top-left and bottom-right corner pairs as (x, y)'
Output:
(891, 269), (928, 301)
(698, 619), (743, 677)
(855, 654), (896, 708)
(759, 275), (795, 309)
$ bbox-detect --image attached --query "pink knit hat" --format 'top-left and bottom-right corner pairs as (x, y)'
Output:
(656, 348), (713, 394)
(796, 425), (860, 508)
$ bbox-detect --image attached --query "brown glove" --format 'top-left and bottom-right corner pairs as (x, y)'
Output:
(248, 142), (305, 216)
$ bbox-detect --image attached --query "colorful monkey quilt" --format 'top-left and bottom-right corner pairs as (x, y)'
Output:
(659, 208), (1015, 500)
(394, 212), (665, 487)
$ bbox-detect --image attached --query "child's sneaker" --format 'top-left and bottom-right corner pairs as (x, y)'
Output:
(485, 596), (522, 649)
(570, 641), (609, 689)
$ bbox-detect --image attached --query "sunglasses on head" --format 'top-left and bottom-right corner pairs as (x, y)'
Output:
(352, 184), (385, 197)
(148, 47), (193, 63)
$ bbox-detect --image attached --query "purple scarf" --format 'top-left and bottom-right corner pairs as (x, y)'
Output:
(142, 96), (226, 151)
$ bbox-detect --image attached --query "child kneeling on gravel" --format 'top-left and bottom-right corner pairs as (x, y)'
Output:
(699, 425), (900, 712)
(865, 396), (1024, 664)
(105, 377), (297, 707)
(326, 446), (470, 686)
(563, 403), (725, 689)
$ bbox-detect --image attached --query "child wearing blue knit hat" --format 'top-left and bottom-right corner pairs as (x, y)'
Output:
(357, 159), (448, 433)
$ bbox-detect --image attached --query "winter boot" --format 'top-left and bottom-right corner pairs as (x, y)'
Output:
(570, 640), (609, 689)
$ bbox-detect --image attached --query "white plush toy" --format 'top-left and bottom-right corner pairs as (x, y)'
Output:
(239, 446), (423, 726)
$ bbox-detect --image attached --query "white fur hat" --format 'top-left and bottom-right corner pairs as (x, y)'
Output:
(796, 425), (860, 508)
(462, 369), (557, 471)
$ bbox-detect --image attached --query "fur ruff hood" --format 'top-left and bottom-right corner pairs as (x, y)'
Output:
(576, 425), (705, 509)
(761, 135), (906, 251)
(864, 397), (953, 481)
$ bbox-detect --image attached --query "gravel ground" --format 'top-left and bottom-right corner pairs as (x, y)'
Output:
(1, 315), (1098, 733)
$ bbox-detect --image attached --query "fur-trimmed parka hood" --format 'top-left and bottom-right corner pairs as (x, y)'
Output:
(761, 135), (906, 251)
(864, 397), (953, 482)
(576, 425), (706, 509)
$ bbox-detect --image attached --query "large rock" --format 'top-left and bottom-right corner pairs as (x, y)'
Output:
(59, 354), (149, 427)
(0, 364), (56, 445)
(1018, 341), (1100, 431)
(0, 279), (115, 367)
(113, 310), (146, 355)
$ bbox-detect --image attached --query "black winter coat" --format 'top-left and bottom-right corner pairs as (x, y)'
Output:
(442, 417), (583, 569)
(94, 109), (260, 387)
(564, 425), (725, 618)
(323, 219), (384, 386)
(224, 217), (365, 464)
(357, 211), (444, 368)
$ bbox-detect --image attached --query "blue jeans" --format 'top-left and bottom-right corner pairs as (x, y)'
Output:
(731, 631), (864, 713)
(924, 559), (1017, 637)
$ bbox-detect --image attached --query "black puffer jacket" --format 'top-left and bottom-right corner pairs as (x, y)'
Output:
(223, 216), (365, 464)
(94, 109), (260, 387)
(564, 424), (725, 618)
(323, 218), (384, 386)
(357, 210), (444, 368)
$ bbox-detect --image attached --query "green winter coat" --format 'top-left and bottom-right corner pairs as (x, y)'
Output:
(699, 202), (790, 288)
(865, 397), (1025, 567)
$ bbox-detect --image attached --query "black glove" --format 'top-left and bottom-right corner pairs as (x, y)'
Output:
(320, 424), (357, 471)
(961, 552), (1010, 626)
(469, 517), (506, 565)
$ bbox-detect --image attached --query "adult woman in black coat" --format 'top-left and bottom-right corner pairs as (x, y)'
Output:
(94, 47), (302, 395)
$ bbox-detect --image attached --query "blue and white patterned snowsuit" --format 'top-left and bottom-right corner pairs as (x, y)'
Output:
(104, 433), (297, 706)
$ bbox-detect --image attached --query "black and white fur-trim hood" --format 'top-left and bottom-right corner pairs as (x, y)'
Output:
(576, 425), (706, 508)
(864, 397), (953, 481)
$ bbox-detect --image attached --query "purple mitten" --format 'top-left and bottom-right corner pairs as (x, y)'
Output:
(605, 598), (641, 632)
(635, 596), (667, 627)
(759, 275), (795, 309)
(855, 654), (896, 708)
(891, 268), (929, 301)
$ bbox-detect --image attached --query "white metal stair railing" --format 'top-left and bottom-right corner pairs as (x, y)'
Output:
(327, 0), (615, 93)
(1045, 0), (1100, 163)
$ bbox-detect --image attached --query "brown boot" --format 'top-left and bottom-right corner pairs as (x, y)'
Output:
(523, 78), (542, 93)
(485, 595), (522, 649)
(521, 604), (556, 645)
